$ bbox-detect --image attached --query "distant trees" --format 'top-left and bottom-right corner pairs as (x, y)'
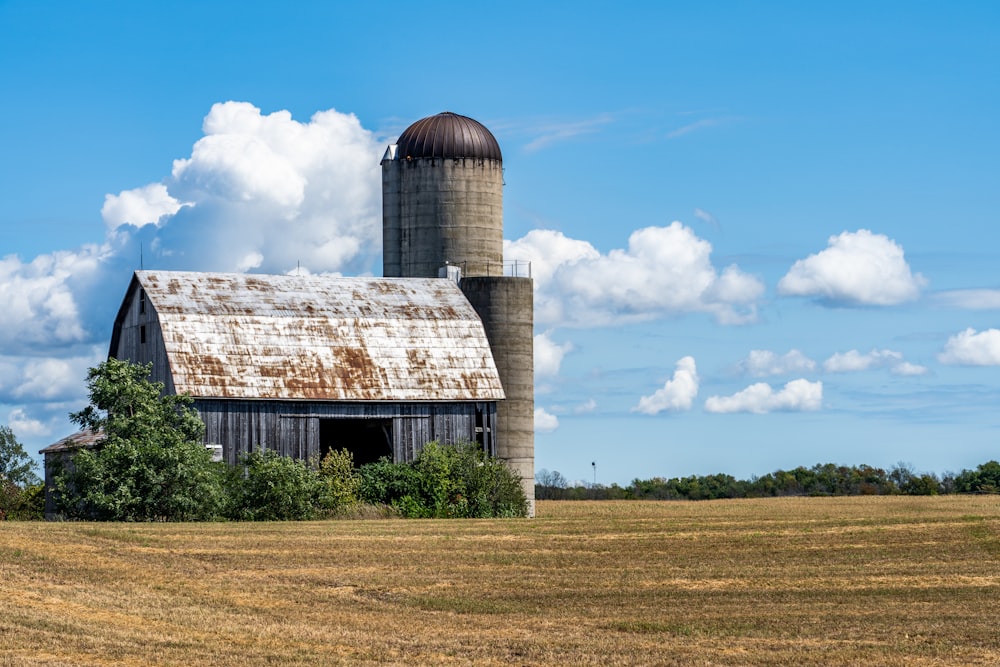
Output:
(536, 461), (1000, 502)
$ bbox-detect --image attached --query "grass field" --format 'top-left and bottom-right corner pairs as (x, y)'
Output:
(3, 496), (1000, 666)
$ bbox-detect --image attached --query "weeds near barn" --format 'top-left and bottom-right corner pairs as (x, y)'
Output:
(3, 497), (1000, 665)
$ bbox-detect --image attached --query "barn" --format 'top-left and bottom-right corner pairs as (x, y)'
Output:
(43, 110), (535, 514)
(109, 270), (505, 466)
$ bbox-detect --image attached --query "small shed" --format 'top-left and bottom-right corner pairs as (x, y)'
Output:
(39, 428), (103, 517)
(109, 270), (505, 466)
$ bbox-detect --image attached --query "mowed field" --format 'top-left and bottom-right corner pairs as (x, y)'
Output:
(3, 497), (1000, 666)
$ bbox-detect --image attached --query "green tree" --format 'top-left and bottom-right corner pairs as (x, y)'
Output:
(54, 359), (224, 521)
(1, 425), (39, 487)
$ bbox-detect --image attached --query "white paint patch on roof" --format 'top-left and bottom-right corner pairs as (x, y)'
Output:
(134, 271), (504, 402)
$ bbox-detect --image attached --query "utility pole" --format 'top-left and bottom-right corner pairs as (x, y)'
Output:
(591, 461), (596, 486)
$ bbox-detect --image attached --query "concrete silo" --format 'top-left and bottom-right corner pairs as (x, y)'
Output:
(382, 111), (535, 513)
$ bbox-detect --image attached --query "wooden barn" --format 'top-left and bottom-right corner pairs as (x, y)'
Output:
(107, 270), (504, 466)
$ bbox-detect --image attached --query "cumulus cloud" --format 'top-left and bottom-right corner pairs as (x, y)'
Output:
(705, 379), (822, 414)
(574, 399), (597, 414)
(633, 356), (699, 415)
(534, 332), (573, 377)
(778, 229), (925, 306)
(737, 349), (816, 377)
(102, 183), (189, 230)
(111, 101), (383, 275)
(938, 328), (1000, 366)
(0, 246), (108, 351)
(822, 348), (925, 375)
(505, 222), (763, 327)
(534, 407), (559, 432)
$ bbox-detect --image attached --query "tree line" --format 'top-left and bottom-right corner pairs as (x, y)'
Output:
(536, 460), (1000, 501)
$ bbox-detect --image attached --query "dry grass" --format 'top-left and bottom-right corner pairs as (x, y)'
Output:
(3, 496), (1000, 665)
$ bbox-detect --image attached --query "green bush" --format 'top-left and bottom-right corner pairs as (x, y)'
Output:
(0, 480), (44, 520)
(316, 448), (361, 512)
(225, 451), (322, 521)
(357, 442), (528, 518)
(357, 457), (421, 507)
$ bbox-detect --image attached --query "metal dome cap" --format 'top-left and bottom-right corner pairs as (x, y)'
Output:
(396, 112), (502, 162)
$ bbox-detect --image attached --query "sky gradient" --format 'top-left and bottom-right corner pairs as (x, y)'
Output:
(2, 1), (998, 485)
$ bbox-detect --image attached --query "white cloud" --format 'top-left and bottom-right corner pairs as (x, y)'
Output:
(534, 408), (559, 432)
(7, 408), (51, 438)
(574, 399), (597, 414)
(935, 289), (1000, 310)
(505, 222), (763, 327)
(705, 379), (822, 414)
(102, 183), (189, 230)
(667, 117), (738, 139)
(693, 208), (719, 228)
(116, 101), (383, 275)
(737, 349), (816, 377)
(939, 328), (1000, 366)
(522, 113), (614, 152)
(892, 361), (929, 376)
(633, 356), (699, 415)
(778, 229), (925, 306)
(823, 348), (927, 375)
(0, 246), (108, 350)
(534, 332), (573, 377)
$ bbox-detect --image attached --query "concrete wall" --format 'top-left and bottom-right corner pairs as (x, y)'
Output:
(460, 276), (535, 515)
(382, 157), (504, 278)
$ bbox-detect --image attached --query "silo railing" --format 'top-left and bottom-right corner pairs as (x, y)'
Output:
(447, 260), (533, 278)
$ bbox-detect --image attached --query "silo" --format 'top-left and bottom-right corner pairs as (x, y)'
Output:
(382, 112), (535, 514)
(381, 112), (504, 278)
(459, 276), (535, 514)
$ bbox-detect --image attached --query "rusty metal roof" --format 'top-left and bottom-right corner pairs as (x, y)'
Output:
(396, 112), (502, 161)
(127, 271), (504, 402)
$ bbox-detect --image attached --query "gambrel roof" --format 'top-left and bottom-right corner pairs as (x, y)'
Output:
(110, 271), (505, 402)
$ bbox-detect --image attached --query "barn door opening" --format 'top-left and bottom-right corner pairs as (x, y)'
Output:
(319, 418), (393, 466)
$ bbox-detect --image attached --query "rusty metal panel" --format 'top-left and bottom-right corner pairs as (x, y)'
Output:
(133, 271), (504, 402)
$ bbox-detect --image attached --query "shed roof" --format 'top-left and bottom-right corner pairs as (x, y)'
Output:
(40, 429), (103, 454)
(113, 271), (505, 402)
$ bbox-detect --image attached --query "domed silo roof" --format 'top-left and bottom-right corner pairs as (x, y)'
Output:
(396, 112), (502, 162)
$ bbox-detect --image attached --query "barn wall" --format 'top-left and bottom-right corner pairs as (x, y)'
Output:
(194, 399), (496, 464)
(112, 284), (175, 394)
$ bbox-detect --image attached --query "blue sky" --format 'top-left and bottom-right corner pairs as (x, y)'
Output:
(2, 1), (999, 485)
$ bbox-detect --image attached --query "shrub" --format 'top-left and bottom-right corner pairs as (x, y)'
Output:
(357, 457), (421, 508)
(1, 483), (45, 520)
(316, 448), (361, 513)
(225, 451), (322, 521)
(357, 442), (528, 518)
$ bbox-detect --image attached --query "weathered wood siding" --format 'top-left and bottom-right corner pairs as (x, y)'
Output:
(112, 284), (175, 394)
(194, 399), (496, 464)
